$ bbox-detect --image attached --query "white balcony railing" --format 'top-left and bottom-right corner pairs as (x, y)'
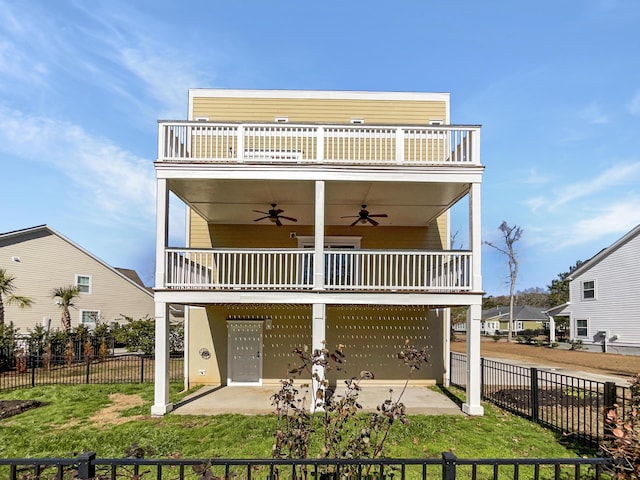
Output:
(158, 122), (481, 165)
(164, 248), (472, 292)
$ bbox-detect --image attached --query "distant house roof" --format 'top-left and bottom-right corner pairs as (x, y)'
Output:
(569, 224), (640, 279)
(0, 225), (152, 298)
(544, 302), (570, 316)
(482, 305), (548, 322)
(115, 268), (146, 288)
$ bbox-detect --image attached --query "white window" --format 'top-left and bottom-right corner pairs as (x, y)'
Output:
(516, 321), (523, 332)
(582, 280), (595, 300)
(576, 319), (588, 337)
(80, 310), (100, 327)
(76, 275), (92, 293)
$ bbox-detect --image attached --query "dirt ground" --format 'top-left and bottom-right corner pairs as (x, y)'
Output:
(451, 337), (640, 378)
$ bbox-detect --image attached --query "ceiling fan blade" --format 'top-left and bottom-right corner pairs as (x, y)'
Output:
(368, 214), (388, 218)
(252, 210), (269, 215)
(254, 216), (269, 222)
(275, 209), (284, 214)
(275, 218), (283, 227)
(340, 215), (359, 218)
(349, 218), (360, 227)
(368, 217), (379, 226)
(278, 215), (298, 222)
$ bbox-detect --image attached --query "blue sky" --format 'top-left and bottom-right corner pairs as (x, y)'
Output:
(1, 0), (639, 297)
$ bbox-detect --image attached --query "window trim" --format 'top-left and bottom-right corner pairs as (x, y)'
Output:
(75, 274), (92, 294)
(296, 236), (362, 249)
(576, 318), (588, 337)
(581, 280), (596, 300)
(79, 309), (100, 327)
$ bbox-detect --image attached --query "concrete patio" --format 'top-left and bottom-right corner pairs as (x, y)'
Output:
(171, 384), (464, 416)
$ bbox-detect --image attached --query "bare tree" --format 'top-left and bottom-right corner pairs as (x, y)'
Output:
(485, 221), (523, 342)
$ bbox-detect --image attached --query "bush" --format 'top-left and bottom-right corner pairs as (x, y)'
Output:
(600, 373), (640, 479)
(520, 329), (543, 344)
(114, 316), (183, 355)
(271, 339), (427, 465)
(569, 339), (584, 351)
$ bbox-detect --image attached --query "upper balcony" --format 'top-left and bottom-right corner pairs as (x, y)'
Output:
(157, 121), (481, 166)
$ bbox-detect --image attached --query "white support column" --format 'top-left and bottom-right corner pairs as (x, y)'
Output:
(469, 182), (482, 292)
(313, 180), (325, 290)
(151, 301), (173, 415)
(463, 303), (484, 415)
(548, 316), (556, 344)
(443, 308), (451, 387)
(311, 303), (326, 412)
(155, 178), (169, 290)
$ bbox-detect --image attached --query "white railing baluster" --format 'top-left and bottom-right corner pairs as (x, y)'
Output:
(163, 248), (471, 291)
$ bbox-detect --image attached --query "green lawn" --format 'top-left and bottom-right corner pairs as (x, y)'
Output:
(0, 384), (593, 460)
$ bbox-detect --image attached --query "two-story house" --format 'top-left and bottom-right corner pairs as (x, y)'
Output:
(0, 225), (155, 332)
(559, 224), (640, 354)
(152, 89), (485, 415)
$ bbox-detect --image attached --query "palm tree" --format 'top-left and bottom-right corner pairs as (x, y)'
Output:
(51, 286), (80, 332)
(0, 268), (33, 325)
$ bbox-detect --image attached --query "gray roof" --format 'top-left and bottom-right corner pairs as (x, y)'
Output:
(482, 305), (548, 322)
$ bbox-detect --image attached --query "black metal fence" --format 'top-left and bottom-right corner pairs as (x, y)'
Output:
(450, 352), (632, 447)
(0, 352), (183, 391)
(0, 451), (614, 480)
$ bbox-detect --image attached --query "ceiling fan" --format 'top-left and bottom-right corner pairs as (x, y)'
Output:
(342, 205), (388, 226)
(253, 204), (298, 227)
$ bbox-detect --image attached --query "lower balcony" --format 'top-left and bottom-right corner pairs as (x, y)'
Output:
(164, 248), (472, 293)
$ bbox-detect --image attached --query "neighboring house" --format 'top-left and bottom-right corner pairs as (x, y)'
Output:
(0, 225), (154, 332)
(152, 89), (485, 416)
(554, 225), (640, 354)
(482, 305), (548, 334)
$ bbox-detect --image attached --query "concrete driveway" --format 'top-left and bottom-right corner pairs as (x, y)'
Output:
(172, 384), (463, 416)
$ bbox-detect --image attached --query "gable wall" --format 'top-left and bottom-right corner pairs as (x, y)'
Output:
(569, 233), (640, 347)
(0, 230), (154, 332)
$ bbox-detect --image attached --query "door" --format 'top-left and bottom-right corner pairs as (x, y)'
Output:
(227, 321), (263, 384)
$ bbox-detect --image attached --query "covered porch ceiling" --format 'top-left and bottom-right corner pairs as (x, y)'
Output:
(168, 179), (469, 227)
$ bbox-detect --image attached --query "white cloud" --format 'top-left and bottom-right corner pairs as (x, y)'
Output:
(119, 48), (196, 119)
(0, 1), (209, 122)
(579, 102), (610, 125)
(524, 168), (552, 186)
(628, 90), (640, 116)
(526, 162), (640, 212)
(556, 199), (640, 248)
(0, 105), (155, 229)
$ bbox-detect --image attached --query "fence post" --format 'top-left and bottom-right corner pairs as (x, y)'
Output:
(480, 357), (485, 399)
(30, 354), (36, 388)
(140, 355), (145, 383)
(85, 356), (91, 384)
(603, 382), (616, 409)
(442, 452), (457, 480)
(76, 451), (96, 479)
(530, 367), (539, 422)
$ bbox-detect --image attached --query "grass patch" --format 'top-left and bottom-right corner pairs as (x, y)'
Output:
(0, 384), (593, 460)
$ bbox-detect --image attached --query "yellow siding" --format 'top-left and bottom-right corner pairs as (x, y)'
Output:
(188, 210), (212, 248)
(192, 97), (446, 125)
(204, 223), (444, 250)
(187, 304), (445, 387)
(326, 305), (444, 383)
